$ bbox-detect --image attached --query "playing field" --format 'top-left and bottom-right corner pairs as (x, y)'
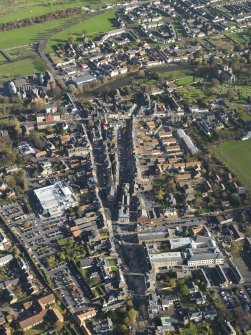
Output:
(46, 10), (116, 53)
(213, 139), (251, 191)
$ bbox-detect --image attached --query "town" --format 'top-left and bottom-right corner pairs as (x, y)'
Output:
(0, 0), (250, 334)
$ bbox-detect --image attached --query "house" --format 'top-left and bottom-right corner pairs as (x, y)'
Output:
(37, 294), (56, 310)
(19, 310), (46, 332)
(189, 291), (206, 305)
(67, 147), (89, 158)
(92, 317), (113, 334)
(187, 308), (202, 322)
(74, 310), (96, 325)
(202, 305), (217, 321)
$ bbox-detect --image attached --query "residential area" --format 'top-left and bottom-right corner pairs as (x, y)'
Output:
(0, 0), (250, 334)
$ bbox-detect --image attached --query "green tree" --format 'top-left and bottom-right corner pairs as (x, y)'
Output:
(169, 278), (176, 288)
(180, 284), (190, 296)
(68, 34), (77, 44)
(12, 246), (20, 259)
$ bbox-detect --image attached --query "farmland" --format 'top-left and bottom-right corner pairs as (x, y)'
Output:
(0, 0), (117, 24)
(213, 139), (251, 191)
(0, 17), (78, 49)
(46, 10), (116, 53)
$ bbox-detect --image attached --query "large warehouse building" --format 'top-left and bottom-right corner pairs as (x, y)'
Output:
(34, 182), (78, 216)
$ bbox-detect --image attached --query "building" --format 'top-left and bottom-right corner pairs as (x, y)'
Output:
(33, 182), (78, 216)
(177, 129), (199, 155)
(148, 252), (183, 270)
(72, 74), (97, 86)
(74, 310), (96, 326)
(0, 255), (13, 267)
(67, 147), (89, 158)
(19, 311), (46, 332)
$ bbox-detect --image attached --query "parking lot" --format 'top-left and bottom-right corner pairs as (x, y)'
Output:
(0, 202), (91, 314)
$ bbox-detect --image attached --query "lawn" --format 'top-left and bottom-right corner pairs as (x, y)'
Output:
(161, 69), (192, 81)
(213, 139), (251, 191)
(46, 10), (116, 53)
(179, 323), (211, 335)
(0, 53), (7, 63)
(0, 56), (45, 79)
(176, 76), (194, 86)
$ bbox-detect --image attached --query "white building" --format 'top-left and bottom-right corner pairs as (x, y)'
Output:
(34, 182), (78, 216)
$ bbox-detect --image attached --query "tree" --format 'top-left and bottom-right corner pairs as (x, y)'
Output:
(68, 84), (76, 93)
(180, 284), (190, 296)
(59, 252), (66, 262)
(115, 324), (128, 335)
(211, 78), (220, 87)
(123, 308), (138, 327)
(29, 131), (44, 150)
(230, 194), (241, 207)
(169, 278), (176, 288)
(226, 89), (236, 100)
(12, 246), (20, 259)
(68, 34), (76, 44)
(157, 188), (165, 201)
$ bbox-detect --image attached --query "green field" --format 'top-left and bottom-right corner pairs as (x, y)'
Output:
(176, 76), (194, 86)
(0, 0), (117, 24)
(213, 139), (251, 191)
(46, 10), (116, 53)
(160, 69), (192, 80)
(0, 57), (45, 79)
(0, 17), (78, 49)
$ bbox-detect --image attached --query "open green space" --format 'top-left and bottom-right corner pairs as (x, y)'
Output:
(46, 10), (116, 53)
(0, 1), (85, 24)
(0, 53), (7, 63)
(0, 17), (77, 49)
(176, 76), (194, 86)
(176, 83), (209, 104)
(0, 57), (45, 79)
(179, 323), (212, 335)
(213, 139), (251, 191)
(160, 69), (192, 81)
(0, 0), (118, 24)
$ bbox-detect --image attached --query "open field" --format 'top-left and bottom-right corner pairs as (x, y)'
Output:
(161, 69), (192, 80)
(0, 0), (117, 24)
(46, 10), (116, 53)
(176, 76), (194, 86)
(0, 53), (7, 63)
(0, 16), (79, 49)
(0, 57), (45, 80)
(213, 139), (251, 191)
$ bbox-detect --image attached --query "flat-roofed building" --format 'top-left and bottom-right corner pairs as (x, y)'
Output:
(34, 182), (78, 216)
(148, 252), (183, 270)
